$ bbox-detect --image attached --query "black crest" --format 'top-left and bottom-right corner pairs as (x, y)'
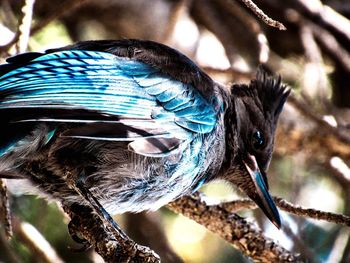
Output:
(230, 69), (290, 123)
(251, 69), (291, 119)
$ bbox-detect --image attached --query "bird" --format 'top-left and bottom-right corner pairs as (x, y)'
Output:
(0, 39), (290, 242)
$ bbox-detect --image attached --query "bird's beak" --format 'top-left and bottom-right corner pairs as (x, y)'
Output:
(243, 154), (281, 229)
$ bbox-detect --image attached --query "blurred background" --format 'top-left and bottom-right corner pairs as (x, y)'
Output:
(0, 0), (350, 262)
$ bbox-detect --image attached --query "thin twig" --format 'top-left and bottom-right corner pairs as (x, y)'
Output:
(0, 179), (12, 238)
(237, 0), (287, 30)
(275, 197), (350, 227)
(220, 196), (350, 227)
(16, 0), (36, 53)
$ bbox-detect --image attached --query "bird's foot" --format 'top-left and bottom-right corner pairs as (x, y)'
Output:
(68, 217), (92, 252)
(129, 243), (161, 263)
(65, 174), (160, 262)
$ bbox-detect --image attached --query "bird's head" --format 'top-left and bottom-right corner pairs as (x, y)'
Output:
(223, 69), (290, 228)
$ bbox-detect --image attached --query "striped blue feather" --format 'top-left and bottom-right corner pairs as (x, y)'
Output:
(0, 50), (218, 139)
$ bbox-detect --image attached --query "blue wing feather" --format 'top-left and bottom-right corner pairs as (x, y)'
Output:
(0, 50), (218, 144)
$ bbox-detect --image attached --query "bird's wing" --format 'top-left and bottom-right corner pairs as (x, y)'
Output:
(47, 39), (216, 97)
(0, 49), (218, 156)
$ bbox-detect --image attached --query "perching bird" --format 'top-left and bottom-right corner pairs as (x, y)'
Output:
(0, 39), (289, 234)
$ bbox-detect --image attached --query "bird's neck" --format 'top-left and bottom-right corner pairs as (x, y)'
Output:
(221, 95), (239, 174)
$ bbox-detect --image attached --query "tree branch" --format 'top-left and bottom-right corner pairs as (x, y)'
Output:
(63, 204), (161, 263)
(167, 193), (302, 263)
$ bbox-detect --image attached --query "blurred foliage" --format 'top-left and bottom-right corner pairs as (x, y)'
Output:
(30, 21), (71, 50)
(7, 195), (93, 263)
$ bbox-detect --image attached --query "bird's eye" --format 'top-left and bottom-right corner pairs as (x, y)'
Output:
(252, 130), (265, 150)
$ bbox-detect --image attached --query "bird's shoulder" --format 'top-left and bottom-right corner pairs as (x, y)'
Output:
(1, 39), (219, 99)
(47, 39), (216, 98)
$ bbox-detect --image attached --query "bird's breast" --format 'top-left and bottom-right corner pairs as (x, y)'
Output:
(99, 133), (223, 214)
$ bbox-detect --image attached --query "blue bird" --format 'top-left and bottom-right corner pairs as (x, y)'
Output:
(0, 39), (289, 248)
